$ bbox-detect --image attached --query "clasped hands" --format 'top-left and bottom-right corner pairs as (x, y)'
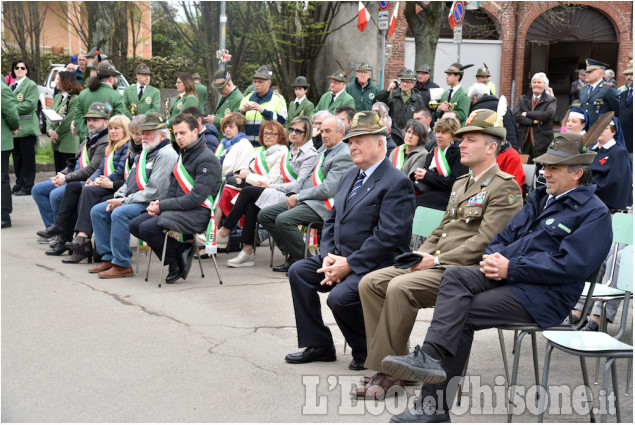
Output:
(317, 253), (352, 286)
(479, 252), (509, 280)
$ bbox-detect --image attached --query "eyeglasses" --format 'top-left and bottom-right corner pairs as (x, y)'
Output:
(289, 128), (306, 135)
(263, 132), (278, 138)
(14, 66), (26, 70)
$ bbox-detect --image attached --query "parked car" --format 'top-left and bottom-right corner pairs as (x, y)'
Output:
(37, 64), (129, 134)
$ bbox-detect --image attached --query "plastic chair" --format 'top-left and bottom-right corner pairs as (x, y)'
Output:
(411, 206), (445, 249)
(521, 163), (536, 194)
(538, 245), (633, 423)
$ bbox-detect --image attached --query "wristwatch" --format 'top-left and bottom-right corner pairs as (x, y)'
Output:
(433, 256), (441, 267)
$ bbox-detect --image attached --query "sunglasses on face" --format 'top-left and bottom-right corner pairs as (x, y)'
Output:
(289, 128), (306, 135)
(14, 66), (26, 70)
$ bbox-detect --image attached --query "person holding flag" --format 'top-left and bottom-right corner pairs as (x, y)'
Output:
(412, 117), (468, 210)
(388, 119), (428, 183)
(214, 116), (318, 267)
(128, 113), (221, 284)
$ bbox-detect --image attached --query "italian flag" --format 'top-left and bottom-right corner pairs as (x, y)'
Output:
(357, 1), (369, 32)
(434, 146), (451, 177)
(388, 2), (400, 38)
(392, 144), (406, 170)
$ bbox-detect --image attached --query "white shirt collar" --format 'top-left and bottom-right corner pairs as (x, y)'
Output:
(13, 76), (26, 88)
(592, 138), (616, 150)
(294, 95), (306, 104)
(331, 88), (344, 101)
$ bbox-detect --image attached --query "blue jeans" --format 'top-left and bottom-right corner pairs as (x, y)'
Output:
(91, 201), (146, 268)
(32, 180), (67, 227)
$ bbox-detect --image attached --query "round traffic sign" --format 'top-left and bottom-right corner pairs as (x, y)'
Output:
(378, 1), (390, 10)
(454, 2), (464, 25)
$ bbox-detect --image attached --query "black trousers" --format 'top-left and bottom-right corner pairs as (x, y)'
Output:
(288, 256), (367, 361)
(53, 151), (75, 173)
(129, 213), (190, 266)
(12, 135), (37, 191)
(54, 181), (83, 241)
(75, 185), (114, 236)
(222, 185), (265, 245)
(1, 150), (12, 221)
(418, 266), (533, 412)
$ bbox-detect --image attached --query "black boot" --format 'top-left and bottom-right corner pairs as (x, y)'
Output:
(37, 223), (64, 239)
(179, 244), (194, 280)
(46, 241), (71, 256)
(273, 255), (296, 272)
(165, 261), (182, 284)
(62, 239), (93, 264)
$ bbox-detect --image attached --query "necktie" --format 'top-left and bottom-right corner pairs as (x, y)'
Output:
(544, 196), (554, 210)
(447, 88), (453, 101)
(628, 88), (632, 103)
(329, 93), (335, 106)
(587, 85), (592, 98)
(138, 85), (144, 100)
(532, 97), (538, 108)
(11, 83), (17, 92)
(295, 101), (300, 109)
(348, 172), (366, 202)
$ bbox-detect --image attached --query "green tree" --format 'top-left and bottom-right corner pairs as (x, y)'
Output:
(404, 1), (447, 76)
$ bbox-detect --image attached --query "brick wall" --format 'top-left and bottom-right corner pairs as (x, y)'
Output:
(386, 1), (633, 99)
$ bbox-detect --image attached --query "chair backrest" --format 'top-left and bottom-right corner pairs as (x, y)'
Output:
(412, 206), (445, 238)
(616, 245), (633, 293)
(522, 164), (536, 191)
(612, 212), (633, 245)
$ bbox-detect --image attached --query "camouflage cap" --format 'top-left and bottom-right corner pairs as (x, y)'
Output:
(212, 69), (231, 90)
(140, 112), (167, 130)
(342, 111), (388, 141)
(623, 59), (633, 75)
(329, 70), (348, 83)
(454, 109), (506, 140)
(356, 63), (372, 72)
(534, 132), (596, 165)
(476, 63), (491, 77)
(291, 76), (309, 88)
(400, 69), (417, 81)
(95, 60), (121, 77)
(252, 65), (272, 80)
(81, 102), (109, 119)
(136, 63), (152, 75)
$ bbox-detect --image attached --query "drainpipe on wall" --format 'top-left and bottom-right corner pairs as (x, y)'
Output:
(510, 2), (518, 106)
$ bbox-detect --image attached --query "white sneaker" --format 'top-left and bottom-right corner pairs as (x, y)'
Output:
(227, 250), (255, 268)
(216, 233), (229, 249)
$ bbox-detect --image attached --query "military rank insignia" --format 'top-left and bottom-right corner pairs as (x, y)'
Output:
(467, 191), (487, 206)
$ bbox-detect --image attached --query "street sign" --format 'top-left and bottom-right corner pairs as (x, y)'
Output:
(453, 24), (463, 43)
(378, 10), (389, 30)
(448, 0), (466, 30)
(378, 1), (390, 10)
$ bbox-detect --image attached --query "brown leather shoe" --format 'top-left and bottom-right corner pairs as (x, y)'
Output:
(98, 265), (133, 278)
(351, 373), (404, 400)
(88, 261), (113, 274)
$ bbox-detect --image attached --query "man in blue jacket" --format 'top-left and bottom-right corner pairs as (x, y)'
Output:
(381, 130), (613, 423)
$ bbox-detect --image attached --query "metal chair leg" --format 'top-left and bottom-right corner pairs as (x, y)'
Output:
(538, 343), (554, 423)
(498, 329), (511, 386)
(625, 358), (632, 396)
(456, 348), (471, 407)
(211, 253), (223, 285)
(595, 301), (610, 385)
(195, 241), (205, 278)
(609, 358), (621, 423)
(136, 239), (140, 275)
(579, 356), (596, 423)
(343, 341), (347, 354)
(158, 232), (169, 288)
(144, 242), (153, 281)
(530, 332), (540, 398)
(507, 330), (528, 422)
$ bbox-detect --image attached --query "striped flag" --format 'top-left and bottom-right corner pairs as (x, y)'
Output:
(357, 1), (369, 32)
(388, 2), (400, 37)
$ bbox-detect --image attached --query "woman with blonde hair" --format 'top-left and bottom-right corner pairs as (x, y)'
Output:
(43, 115), (132, 263)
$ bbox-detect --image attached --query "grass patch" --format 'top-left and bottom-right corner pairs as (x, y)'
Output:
(36, 137), (54, 163)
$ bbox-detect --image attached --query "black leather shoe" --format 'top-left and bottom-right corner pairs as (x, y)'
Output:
(285, 346), (336, 364)
(382, 345), (447, 384)
(165, 261), (182, 284)
(14, 189), (31, 196)
(349, 357), (367, 371)
(62, 240), (93, 264)
(179, 244), (193, 280)
(45, 242), (70, 256)
(390, 408), (450, 423)
(273, 257), (296, 273)
(11, 185), (21, 194)
(37, 224), (64, 238)
(1, 219), (11, 228)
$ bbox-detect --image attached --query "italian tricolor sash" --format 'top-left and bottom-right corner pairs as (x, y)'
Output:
(215, 144), (225, 158)
(253, 146), (269, 176)
(173, 154), (214, 210)
(79, 144), (90, 169)
(124, 159), (131, 180)
(434, 146), (451, 177)
(312, 153), (334, 210)
(392, 144), (407, 169)
(279, 150), (298, 183)
(204, 179), (227, 252)
(135, 151), (149, 190)
(104, 151), (115, 177)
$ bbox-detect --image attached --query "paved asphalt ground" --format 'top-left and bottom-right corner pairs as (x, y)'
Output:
(1, 173), (632, 422)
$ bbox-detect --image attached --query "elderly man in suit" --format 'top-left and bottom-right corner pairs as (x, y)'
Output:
(311, 70), (356, 115)
(258, 114), (354, 272)
(356, 109), (523, 399)
(382, 130), (613, 423)
(284, 111), (416, 370)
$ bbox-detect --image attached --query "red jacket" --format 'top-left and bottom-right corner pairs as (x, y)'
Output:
(497, 147), (525, 192)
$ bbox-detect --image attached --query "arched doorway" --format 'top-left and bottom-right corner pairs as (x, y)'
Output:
(523, 5), (619, 123)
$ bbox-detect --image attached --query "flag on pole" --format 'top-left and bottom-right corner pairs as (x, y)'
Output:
(357, 1), (369, 32)
(388, 1), (400, 38)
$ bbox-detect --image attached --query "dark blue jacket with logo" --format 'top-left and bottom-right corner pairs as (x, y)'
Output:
(485, 185), (612, 328)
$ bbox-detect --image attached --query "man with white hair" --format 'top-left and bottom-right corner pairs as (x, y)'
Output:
(89, 113), (178, 278)
(468, 83), (518, 149)
(513, 72), (557, 163)
(284, 111), (415, 371)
